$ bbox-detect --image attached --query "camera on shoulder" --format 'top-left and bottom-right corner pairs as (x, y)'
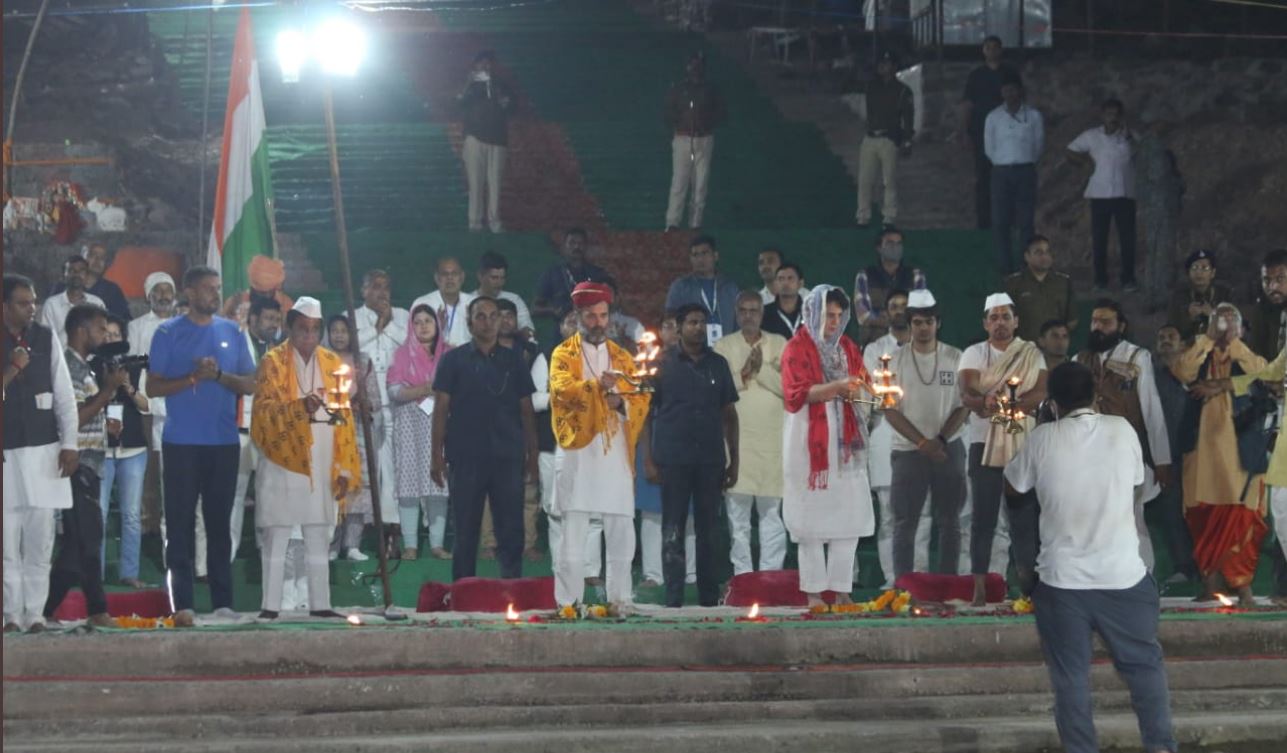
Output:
(89, 340), (148, 378)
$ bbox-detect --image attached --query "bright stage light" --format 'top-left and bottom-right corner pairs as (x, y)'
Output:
(277, 19), (367, 83)
(276, 29), (307, 84)
(312, 19), (367, 77)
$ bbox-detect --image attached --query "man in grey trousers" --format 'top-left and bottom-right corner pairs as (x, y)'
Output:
(883, 290), (969, 580)
(1005, 361), (1176, 753)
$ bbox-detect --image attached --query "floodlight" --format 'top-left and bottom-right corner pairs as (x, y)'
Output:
(311, 19), (367, 78)
(276, 29), (307, 84)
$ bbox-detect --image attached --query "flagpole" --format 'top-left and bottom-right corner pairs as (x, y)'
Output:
(321, 81), (398, 616)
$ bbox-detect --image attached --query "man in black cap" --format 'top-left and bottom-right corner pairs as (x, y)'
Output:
(664, 51), (725, 231)
(956, 36), (1022, 230)
(1165, 249), (1233, 341)
(857, 50), (915, 229)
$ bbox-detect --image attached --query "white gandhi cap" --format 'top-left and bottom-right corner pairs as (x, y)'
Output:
(983, 292), (1015, 312)
(907, 289), (936, 308)
(291, 296), (323, 320)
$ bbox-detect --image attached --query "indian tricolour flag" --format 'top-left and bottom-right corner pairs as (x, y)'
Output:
(207, 7), (274, 297)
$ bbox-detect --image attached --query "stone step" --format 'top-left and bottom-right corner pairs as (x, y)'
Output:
(7, 657), (1285, 720)
(5, 710), (1287, 753)
(5, 688), (1284, 742)
(6, 619), (1284, 679)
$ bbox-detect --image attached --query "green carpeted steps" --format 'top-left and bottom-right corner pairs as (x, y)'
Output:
(266, 123), (466, 234)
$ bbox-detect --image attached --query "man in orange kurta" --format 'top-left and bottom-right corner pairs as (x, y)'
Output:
(1173, 304), (1268, 605)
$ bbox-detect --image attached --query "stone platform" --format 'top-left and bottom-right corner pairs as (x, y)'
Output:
(4, 603), (1287, 752)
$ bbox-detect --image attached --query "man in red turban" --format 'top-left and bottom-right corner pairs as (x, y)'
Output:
(548, 282), (651, 611)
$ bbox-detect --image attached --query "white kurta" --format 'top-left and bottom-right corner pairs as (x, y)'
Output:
(408, 291), (477, 347)
(783, 401), (875, 543)
(554, 341), (634, 517)
(254, 351), (339, 529)
(3, 339), (78, 511)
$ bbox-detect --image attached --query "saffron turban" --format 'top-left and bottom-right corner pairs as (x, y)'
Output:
(570, 282), (613, 309)
(248, 254), (285, 293)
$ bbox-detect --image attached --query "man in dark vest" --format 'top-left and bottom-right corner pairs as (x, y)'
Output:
(1075, 299), (1173, 571)
(3, 274), (80, 633)
(852, 227), (927, 346)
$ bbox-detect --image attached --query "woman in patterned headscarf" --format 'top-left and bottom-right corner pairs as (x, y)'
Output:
(780, 285), (875, 608)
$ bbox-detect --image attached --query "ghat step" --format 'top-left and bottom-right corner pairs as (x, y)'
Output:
(4, 710), (1287, 753)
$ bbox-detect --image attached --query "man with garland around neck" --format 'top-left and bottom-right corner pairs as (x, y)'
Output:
(251, 297), (361, 620)
(549, 283), (651, 612)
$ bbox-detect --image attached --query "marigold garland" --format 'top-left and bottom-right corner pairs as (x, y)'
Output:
(1013, 597), (1035, 614)
(113, 614), (174, 629)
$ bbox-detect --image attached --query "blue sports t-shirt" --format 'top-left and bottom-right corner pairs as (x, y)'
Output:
(149, 315), (254, 445)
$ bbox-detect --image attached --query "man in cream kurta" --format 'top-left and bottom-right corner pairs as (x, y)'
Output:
(713, 291), (787, 574)
(550, 283), (650, 609)
(251, 298), (360, 619)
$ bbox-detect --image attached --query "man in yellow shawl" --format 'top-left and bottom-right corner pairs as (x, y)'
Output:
(251, 297), (360, 620)
(550, 282), (650, 609)
(1176, 303), (1269, 607)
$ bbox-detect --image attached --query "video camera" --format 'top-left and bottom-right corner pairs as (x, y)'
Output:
(89, 340), (149, 377)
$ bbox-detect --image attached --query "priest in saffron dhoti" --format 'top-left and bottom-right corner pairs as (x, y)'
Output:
(550, 283), (651, 609)
(251, 297), (361, 620)
(781, 285), (874, 609)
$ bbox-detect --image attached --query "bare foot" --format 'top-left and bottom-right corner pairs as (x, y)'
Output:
(1237, 586), (1256, 609)
(806, 593), (826, 609)
(834, 593), (854, 605)
(970, 575), (988, 607)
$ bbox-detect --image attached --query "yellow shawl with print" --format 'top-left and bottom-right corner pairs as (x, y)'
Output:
(550, 333), (651, 464)
(978, 338), (1044, 468)
(251, 342), (361, 507)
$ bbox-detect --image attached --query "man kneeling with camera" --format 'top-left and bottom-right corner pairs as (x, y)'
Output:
(42, 303), (136, 628)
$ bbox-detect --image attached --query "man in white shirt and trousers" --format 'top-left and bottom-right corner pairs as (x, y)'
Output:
(1005, 360), (1176, 753)
(355, 269), (409, 541)
(3, 274), (80, 633)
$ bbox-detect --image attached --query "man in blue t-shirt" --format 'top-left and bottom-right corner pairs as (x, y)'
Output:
(147, 266), (255, 626)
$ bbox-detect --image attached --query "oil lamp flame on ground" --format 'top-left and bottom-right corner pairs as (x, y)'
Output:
(1214, 593), (1235, 608)
(346, 614), (362, 626)
(748, 603), (760, 619)
(505, 603), (521, 621)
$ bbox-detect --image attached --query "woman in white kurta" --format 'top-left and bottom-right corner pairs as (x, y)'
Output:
(781, 285), (875, 606)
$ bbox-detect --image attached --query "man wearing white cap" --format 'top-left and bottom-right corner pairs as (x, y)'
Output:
(129, 272), (176, 448)
(250, 297), (361, 620)
(958, 292), (1047, 605)
(884, 290), (969, 580)
(862, 287), (923, 587)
